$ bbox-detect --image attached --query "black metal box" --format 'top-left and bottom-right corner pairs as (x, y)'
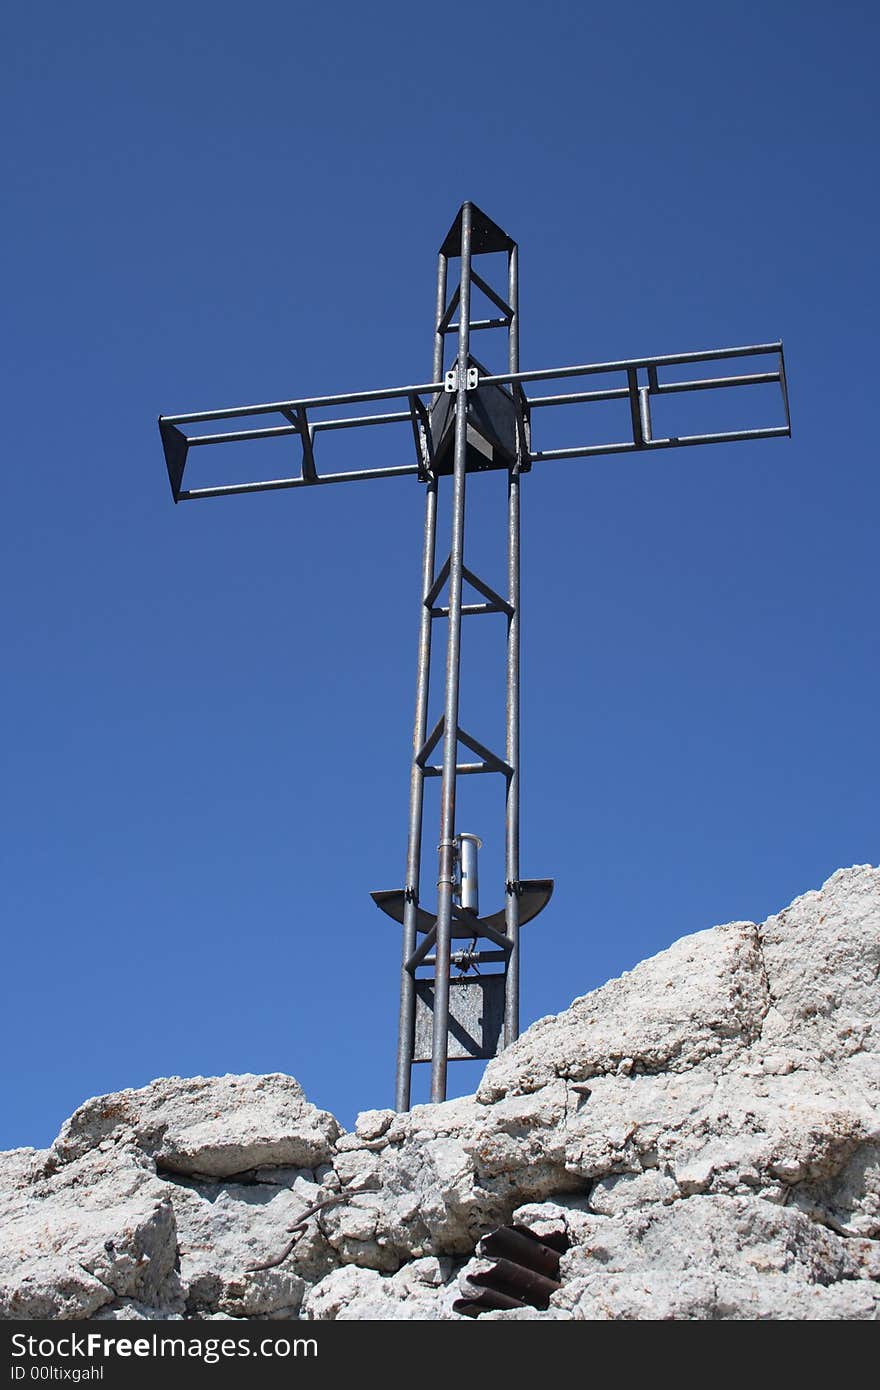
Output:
(429, 379), (521, 475)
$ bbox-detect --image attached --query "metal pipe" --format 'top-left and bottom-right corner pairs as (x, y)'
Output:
(423, 762), (499, 777)
(528, 424), (789, 464)
(528, 386), (630, 408)
(457, 725), (512, 775)
(422, 950), (509, 967)
(424, 556), (451, 610)
(650, 370), (780, 395)
(460, 563), (512, 613)
(505, 239), (521, 1048)
(431, 202), (473, 1103)
(414, 714), (445, 769)
(312, 410), (412, 432)
(433, 254), (448, 388)
(429, 603), (507, 617)
(177, 421), (790, 503)
(394, 253), (448, 1112)
(456, 1281), (527, 1312)
(187, 424), (302, 446)
(478, 1226), (563, 1279)
(470, 1254), (561, 1303)
(457, 833), (482, 913)
(404, 925), (438, 975)
(478, 341), (784, 390)
(437, 275), (458, 339)
(178, 463), (419, 501)
(526, 370), (780, 410)
(470, 267), (514, 319)
(162, 379), (445, 427)
(639, 387), (653, 444)
(443, 318), (509, 334)
(164, 347), (781, 429)
(185, 411), (412, 448)
(451, 909), (512, 953)
(395, 476), (437, 1109)
(627, 367), (644, 447)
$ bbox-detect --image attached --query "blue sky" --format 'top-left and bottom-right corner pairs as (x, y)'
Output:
(3, 1), (877, 1147)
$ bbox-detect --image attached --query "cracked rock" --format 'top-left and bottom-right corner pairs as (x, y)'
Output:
(53, 1073), (341, 1179)
(1, 864), (877, 1320)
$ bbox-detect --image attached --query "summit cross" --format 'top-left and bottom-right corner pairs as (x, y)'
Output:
(159, 201), (790, 1108)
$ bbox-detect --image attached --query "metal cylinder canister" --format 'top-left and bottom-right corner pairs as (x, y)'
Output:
(457, 833), (483, 914)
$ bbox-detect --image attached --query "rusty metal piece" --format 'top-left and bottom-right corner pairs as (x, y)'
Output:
(453, 1223), (568, 1317)
(479, 1224), (564, 1279)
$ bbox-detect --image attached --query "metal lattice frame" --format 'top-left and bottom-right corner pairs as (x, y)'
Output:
(159, 202), (790, 1108)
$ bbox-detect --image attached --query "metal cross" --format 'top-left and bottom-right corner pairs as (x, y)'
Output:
(159, 202), (790, 1109)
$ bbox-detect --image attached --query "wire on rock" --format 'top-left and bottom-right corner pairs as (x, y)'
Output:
(245, 1192), (351, 1273)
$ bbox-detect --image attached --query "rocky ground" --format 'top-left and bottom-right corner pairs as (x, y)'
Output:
(2, 864), (878, 1320)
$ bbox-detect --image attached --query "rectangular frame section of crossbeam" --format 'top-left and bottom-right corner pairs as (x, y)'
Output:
(158, 380), (443, 502)
(492, 342), (790, 463)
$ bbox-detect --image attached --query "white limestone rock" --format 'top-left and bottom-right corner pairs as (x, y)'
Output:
(477, 919), (769, 1103)
(53, 1073), (341, 1178)
(302, 1257), (459, 1320)
(760, 865), (880, 1063)
(588, 1170), (680, 1215)
(1, 863), (878, 1321)
(0, 1147), (182, 1320)
(553, 1194), (880, 1320)
(354, 1109), (395, 1141)
(92, 1299), (184, 1320)
(167, 1175), (320, 1317)
(322, 1093), (580, 1265)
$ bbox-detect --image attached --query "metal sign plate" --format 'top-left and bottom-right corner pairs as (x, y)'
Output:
(414, 975), (505, 1062)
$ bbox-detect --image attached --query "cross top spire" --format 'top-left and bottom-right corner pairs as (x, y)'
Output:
(440, 202), (515, 257)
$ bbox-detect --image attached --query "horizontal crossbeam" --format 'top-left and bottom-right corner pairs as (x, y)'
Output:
(160, 341), (789, 502)
(443, 318), (510, 334)
(420, 951), (509, 967)
(430, 603), (508, 617)
(423, 762), (503, 777)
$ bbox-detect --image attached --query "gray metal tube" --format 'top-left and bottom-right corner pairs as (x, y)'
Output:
(504, 240), (521, 1048)
(405, 925), (438, 974)
(179, 463), (419, 501)
(458, 833), (482, 914)
(431, 203), (473, 1103)
(477, 341), (784, 391)
(185, 410), (411, 446)
(639, 387), (652, 444)
(528, 424), (789, 465)
(163, 378), (444, 427)
(434, 254), (448, 389)
(395, 480), (437, 1110)
(394, 253), (447, 1112)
